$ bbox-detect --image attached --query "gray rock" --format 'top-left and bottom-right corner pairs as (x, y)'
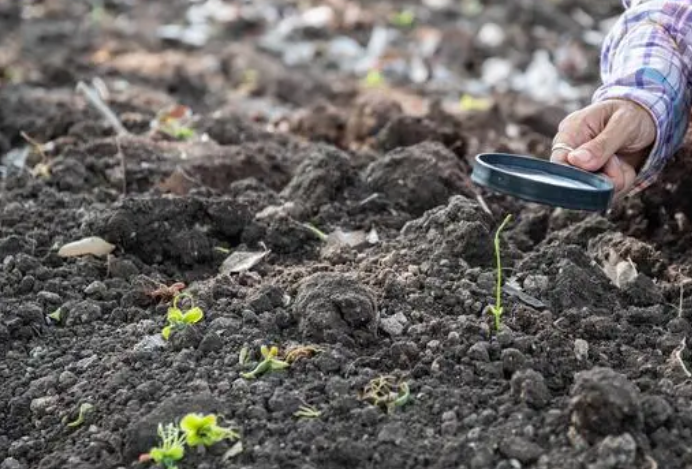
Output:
(37, 291), (61, 304)
(502, 348), (527, 375)
(132, 334), (166, 353)
(594, 433), (637, 469)
(511, 369), (550, 409)
(198, 331), (223, 354)
(642, 395), (672, 432)
(468, 342), (490, 362)
(1, 457), (25, 469)
(30, 395), (59, 416)
(499, 436), (544, 463)
(58, 371), (78, 390)
(377, 422), (407, 445)
(380, 312), (408, 337)
(84, 281), (108, 297)
(66, 300), (102, 325)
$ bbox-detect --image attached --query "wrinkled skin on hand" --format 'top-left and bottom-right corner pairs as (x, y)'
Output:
(551, 99), (656, 195)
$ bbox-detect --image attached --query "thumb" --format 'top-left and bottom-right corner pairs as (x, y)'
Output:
(566, 112), (632, 172)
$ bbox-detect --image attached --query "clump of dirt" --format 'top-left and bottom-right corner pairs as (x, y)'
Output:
(363, 141), (474, 216)
(293, 272), (379, 347)
(401, 194), (495, 267)
(569, 367), (643, 444)
(86, 196), (250, 268)
(280, 143), (356, 215)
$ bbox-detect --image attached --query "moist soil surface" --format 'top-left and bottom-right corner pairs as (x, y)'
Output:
(3, 1), (692, 469)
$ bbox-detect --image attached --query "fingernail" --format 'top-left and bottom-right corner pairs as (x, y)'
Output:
(569, 149), (592, 165)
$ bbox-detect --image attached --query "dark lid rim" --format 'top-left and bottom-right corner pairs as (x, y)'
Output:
(474, 152), (614, 192)
(471, 152), (614, 212)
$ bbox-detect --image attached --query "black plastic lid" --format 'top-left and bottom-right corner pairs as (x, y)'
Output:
(471, 152), (614, 212)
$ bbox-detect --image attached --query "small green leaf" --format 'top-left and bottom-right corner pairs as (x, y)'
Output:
(269, 359), (290, 371)
(161, 326), (173, 340)
(167, 307), (184, 323)
(239, 346), (249, 365)
(48, 307), (63, 324)
(66, 403), (94, 427)
(182, 307), (203, 324)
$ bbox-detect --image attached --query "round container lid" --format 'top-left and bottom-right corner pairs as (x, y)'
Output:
(471, 152), (614, 212)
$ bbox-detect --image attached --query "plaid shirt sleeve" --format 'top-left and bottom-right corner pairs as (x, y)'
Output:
(592, 0), (692, 193)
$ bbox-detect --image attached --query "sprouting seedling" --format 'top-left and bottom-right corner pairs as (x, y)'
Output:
(179, 413), (239, 447)
(151, 104), (196, 141)
(141, 423), (186, 469)
(48, 307), (63, 325)
(294, 404), (321, 419)
(363, 69), (385, 88)
(240, 345), (289, 379)
(238, 345), (250, 366)
(390, 9), (415, 27)
(161, 293), (204, 340)
(488, 214), (512, 331)
(361, 376), (411, 414)
(301, 223), (328, 241)
(66, 402), (94, 428)
(284, 345), (322, 364)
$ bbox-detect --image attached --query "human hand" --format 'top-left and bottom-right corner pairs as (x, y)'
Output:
(551, 99), (656, 194)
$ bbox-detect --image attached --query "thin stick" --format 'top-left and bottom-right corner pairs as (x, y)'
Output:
(673, 337), (692, 378)
(115, 136), (127, 195)
(476, 193), (492, 215)
(76, 81), (128, 136)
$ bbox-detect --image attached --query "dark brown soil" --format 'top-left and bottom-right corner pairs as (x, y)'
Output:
(3, 1), (692, 469)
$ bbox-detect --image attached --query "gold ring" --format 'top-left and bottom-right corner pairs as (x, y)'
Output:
(551, 143), (575, 153)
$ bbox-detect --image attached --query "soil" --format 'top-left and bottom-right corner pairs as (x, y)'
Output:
(2, 1), (692, 469)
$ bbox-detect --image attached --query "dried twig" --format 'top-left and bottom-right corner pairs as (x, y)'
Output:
(673, 337), (692, 378)
(476, 193), (492, 215)
(114, 136), (126, 195)
(76, 80), (130, 195)
(76, 80), (128, 136)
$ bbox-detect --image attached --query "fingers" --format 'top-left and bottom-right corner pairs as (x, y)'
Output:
(551, 126), (580, 165)
(565, 110), (633, 172)
(599, 155), (637, 194)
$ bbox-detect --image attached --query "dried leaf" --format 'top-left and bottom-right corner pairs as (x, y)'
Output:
(58, 236), (115, 258)
(220, 248), (269, 274)
(327, 229), (367, 247)
(602, 248), (638, 288)
(222, 441), (243, 461)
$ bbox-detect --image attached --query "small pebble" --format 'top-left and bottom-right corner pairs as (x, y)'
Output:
(574, 339), (589, 361)
(84, 281), (107, 297)
(377, 422), (406, 444)
(37, 291), (61, 304)
(468, 342), (490, 362)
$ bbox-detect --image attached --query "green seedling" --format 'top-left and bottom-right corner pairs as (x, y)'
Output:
(66, 402), (94, 428)
(301, 223), (328, 241)
(294, 404), (321, 419)
(361, 376), (411, 414)
(48, 307), (63, 324)
(152, 105), (196, 141)
(363, 69), (385, 88)
(390, 9), (415, 27)
(180, 413), (239, 447)
(141, 423), (186, 469)
(162, 293), (204, 340)
(488, 214), (512, 331)
(240, 345), (289, 379)
(239, 345), (250, 366)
